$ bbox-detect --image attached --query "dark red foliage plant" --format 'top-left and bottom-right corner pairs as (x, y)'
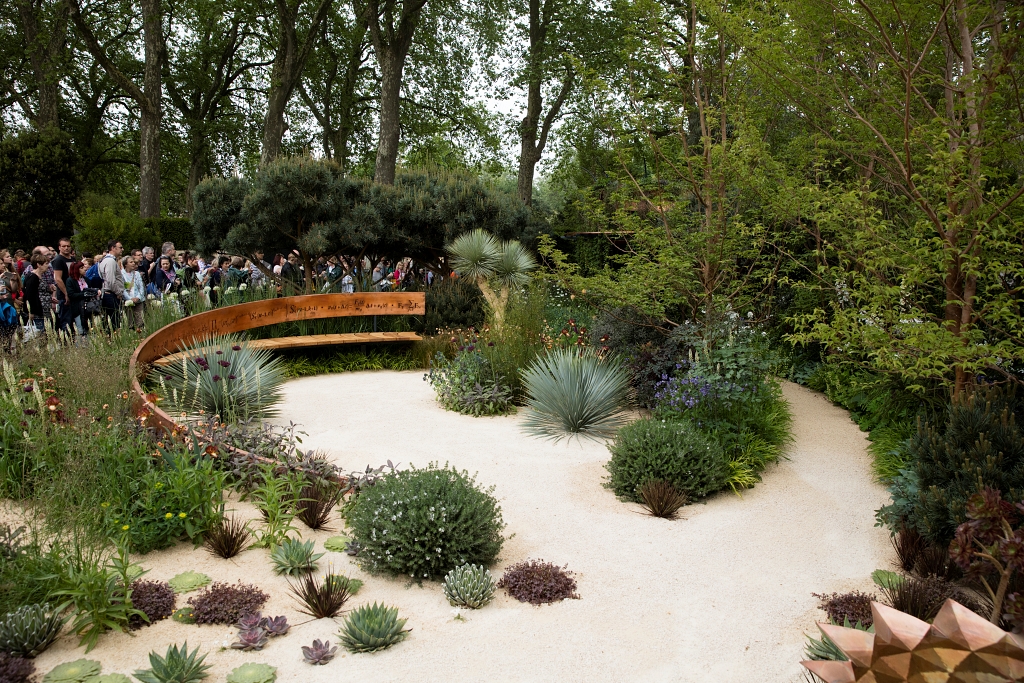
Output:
(0, 652), (34, 683)
(129, 580), (176, 629)
(497, 560), (579, 605)
(186, 582), (269, 625)
(811, 590), (876, 628)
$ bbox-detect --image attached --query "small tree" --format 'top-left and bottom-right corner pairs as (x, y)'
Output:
(446, 229), (537, 329)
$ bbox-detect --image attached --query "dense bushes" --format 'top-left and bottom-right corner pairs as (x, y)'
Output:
(420, 277), (485, 335)
(606, 419), (729, 501)
(346, 464), (505, 579)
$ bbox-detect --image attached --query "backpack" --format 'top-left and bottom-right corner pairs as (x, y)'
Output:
(85, 263), (102, 289)
(0, 300), (17, 328)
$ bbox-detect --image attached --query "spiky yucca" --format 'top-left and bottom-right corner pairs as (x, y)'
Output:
(0, 604), (67, 658)
(133, 642), (211, 683)
(442, 564), (496, 609)
(338, 603), (409, 653)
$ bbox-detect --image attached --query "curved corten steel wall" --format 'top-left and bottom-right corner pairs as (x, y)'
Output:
(130, 292), (425, 433)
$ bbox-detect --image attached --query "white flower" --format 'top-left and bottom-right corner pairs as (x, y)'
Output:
(239, 283), (248, 291)
(152, 300), (162, 307)
(124, 300), (135, 307)
(203, 286), (211, 293)
(213, 286), (221, 292)
(180, 289), (191, 296)
(146, 293), (155, 300)
(226, 286), (236, 294)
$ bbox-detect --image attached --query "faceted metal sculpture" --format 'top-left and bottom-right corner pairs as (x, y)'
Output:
(802, 599), (1024, 682)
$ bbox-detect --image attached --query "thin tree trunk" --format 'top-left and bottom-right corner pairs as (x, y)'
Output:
(374, 51), (402, 184)
(139, 0), (163, 218)
(17, 0), (68, 129)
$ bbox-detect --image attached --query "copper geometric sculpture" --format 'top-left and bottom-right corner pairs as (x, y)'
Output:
(802, 599), (1024, 682)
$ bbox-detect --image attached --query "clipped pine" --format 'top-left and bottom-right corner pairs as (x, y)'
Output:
(910, 386), (1024, 545)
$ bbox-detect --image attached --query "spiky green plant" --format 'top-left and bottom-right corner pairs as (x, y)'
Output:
(270, 538), (323, 576)
(0, 604), (68, 657)
(168, 572), (210, 594)
(150, 335), (287, 422)
(132, 642), (211, 683)
(446, 229), (536, 329)
(521, 348), (630, 441)
(804, 618), (873, 661)
(43, 659), (101, 683)
(442, 564), (495, 609)
(337, 603), (410, 653)
(225, 663), (276, 683)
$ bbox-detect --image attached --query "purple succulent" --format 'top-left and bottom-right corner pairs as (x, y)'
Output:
(301, 639), (337, 665)
(263, 615), (290, 637)
(231, 627), (268, 651)
(236, 612), (263, 630)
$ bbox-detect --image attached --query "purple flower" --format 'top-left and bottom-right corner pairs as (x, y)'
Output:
(212, 375), (221, 382)
(216, 350), (224, 355)
(23, 409), (36, 416)
(228, 374), (236, 380)
(218, 360), (230, 367)
(231, 345), (242, 351)
(23, 385), (32, 393)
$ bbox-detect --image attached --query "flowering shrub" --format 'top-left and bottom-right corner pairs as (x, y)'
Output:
(652, 372), (713, 412)
(346, 463), (505, 580)
(425, 347), (513, 417)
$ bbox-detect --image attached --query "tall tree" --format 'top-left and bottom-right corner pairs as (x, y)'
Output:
(0, 0), (69, 129)
(69, 0), (165, 217)
(260, 0), (333, 163)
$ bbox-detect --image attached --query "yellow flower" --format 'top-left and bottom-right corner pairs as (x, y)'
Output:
(178, 512), (187, 518)
(101, 502), (110, 508)
(165, 513), (173, 519)
(121, 525), (130, 530)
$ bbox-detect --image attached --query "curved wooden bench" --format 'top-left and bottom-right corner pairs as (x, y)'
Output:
(130, 292), (425, 433)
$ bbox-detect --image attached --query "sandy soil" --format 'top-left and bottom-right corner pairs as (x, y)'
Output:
(29, 374), (892, 683)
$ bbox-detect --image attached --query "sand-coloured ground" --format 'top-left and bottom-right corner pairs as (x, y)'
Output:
(29, 373), (892, 682)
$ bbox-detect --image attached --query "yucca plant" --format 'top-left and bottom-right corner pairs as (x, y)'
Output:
(150, 335), (286, 422)
(270, 537), (323, 576)
(442, 564), (496, 609)
(289, 571), (351, 619)
(0, 604), (68, 657)
(295, 479), (343, 531)
(203, 516), (251, 559)
(133, 642), (211, 683)
(521, 348), (630, 441)
(446, 229), (536, 330)
(638, 480), (689, 519)
(337, 603), (409, 653)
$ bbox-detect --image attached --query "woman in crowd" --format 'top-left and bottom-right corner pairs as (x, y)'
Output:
(22, 252), (49, 333)
(121, 255), (146, 332)
(152, 255), (179, 297)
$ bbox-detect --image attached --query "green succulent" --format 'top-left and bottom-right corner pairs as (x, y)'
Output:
(43, 659), (102, 683)
(338, 603), (410, 653)
(133, 642), (211, 683)
(0, 603), (69, 657)
(171, 608), (195, 624)
(804, 618), (874, 661)
(225, 663), (276, 683)
(270, 538), (323, 576)
(168, 572), (211, 594)
(322, 536), (350, 553)
(82, 674), (132, 683)
(871, 569), (905, 591)
(443, 564), (495, 609)
(325, 575), (363, 595)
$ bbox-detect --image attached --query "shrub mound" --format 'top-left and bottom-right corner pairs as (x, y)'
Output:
(186, 582), (268, 625)
(606, 418), (729, 501)
(128, 581), (175, 629)
(347, 463), (505, 579)
(497, 560), (579, 604)
(812, 591), (876, 628)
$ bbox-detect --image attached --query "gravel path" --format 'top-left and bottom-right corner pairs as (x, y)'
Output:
(31, 373), (892, 682)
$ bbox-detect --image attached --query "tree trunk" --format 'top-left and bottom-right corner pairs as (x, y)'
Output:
(374, 50), (403, 184)
(262, 72), (291, 163)
(16, 0), (68, 129)
(185, 141), (208, 215)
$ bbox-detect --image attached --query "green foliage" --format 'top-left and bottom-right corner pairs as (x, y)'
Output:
(606, 418), (729, 502)
(151, 336), (286, 423)
(282, 349), (420, 378)
(225, 663), (275, 683)
(269, 538), (323, 576)
(442, 564), (496, 609)
(347, 463), (505, 579)
(804, 618), (872, 662)
(0, 128), (82, 249)
(73, 205), (158, 256)
(446, 229), (537, 326)
(521, 348), (630, 441)
(0, 604), (67, 657)
(43, 659), (101, 683)
(337, 603), (409, 654)
(145, 217), (194, 250)
(167, 572), (210, 594)
(426, 349), (514, 416)
(420, 278), (485, 335)
(323, 536), (351, 553)
(191, 176), (250, 258)
(133, 642), (211, 683)
(0, 532), (64, 615)
(908, 387), (1024, 546)
(248, 467), (303, 548)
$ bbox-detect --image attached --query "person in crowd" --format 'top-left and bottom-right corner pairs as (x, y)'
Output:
(23, 252), (49, 334)
(322, 256), (343, 292)
(33, 246), (57, 318)
(52, 237), (74, 334)
(121, 255), (145, 332)
(178, 252), (201, 315)
(149, 241), (176, 282)
(152, 255), (179, 297)
(249, 250), (270, 286)
(201, 256), (227, 306)
(62, 261), (98, 340)
(98, 240), (125, 332)
(139, 246), (155, 285)
(280, 252), (303, 293)
(73, 262), (93, 336)
(227, 256), (248, 287)
(3, 271), (24, 323)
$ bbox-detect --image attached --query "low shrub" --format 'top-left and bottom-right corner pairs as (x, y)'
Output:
(521, 348), (630, 441)
(497, 560), (579, 604)
(812, 591), (876, 628)
(128, 581), (175, 630)
(281, 348), (419, 378)
(420, 277), (485, 335)
(0, 652), (33, 683)
(151, 336), (286, 422)
(425, 348), (514, 416)
(346, 463), (505, 580)
(606, 418), (729, 502)
(186, 582), (268, 625)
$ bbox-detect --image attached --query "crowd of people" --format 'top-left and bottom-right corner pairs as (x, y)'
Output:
(0, 240), (436, 350)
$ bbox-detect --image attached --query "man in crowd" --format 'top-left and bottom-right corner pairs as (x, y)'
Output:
(139, 246), (155, 286)
(51, 237), (74, 333)
(98, 240), (125, 332)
